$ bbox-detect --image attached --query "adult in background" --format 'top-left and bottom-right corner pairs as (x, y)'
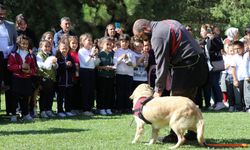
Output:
(104, 23), (123, 41)
(224, 27), (239, 49)
(0, 4), (17, 115)
(53, 17), (76, 49)
(240, 26), (250, 50)
(16, 13), (40, 117)
(133, 19), (208, 142)
(15, 13), (39, 54)
(197, 24), (225, 110)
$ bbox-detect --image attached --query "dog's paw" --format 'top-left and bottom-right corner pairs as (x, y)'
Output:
(145, 142), (153, 146)
(131, 140), (137, 144)
(147, 139), (156, 145)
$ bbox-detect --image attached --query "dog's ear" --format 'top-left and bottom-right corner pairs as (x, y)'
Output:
(145, 84), (153, 90)
(129, 94), (134, 100)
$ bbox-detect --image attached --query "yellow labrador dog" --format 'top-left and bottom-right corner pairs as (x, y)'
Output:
(130, 84), (205, 149)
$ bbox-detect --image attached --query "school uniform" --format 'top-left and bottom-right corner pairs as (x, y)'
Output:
(56, 54), (75, 113)
(224, 54), (237, 108)
(243, 52), (250, 110)
(96, 50), (115, 110)
(78, 47), (100, 112)
(36, 51), (57, 112)
(114, 48), (136, 112)
(132, 52), (148, 91)
(69, 51), (81, 111)
(231, 53), (245, 110)
(7, 49), (36, 116)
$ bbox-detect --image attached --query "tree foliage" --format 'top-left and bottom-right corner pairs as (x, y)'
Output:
(211, 0), (250, 32)
(1, 0), (249, 39)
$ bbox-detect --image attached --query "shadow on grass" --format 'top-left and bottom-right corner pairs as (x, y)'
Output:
(201, 109), (230, 113)
(0, 127), (88, 136)
(0, 114), (123, 125)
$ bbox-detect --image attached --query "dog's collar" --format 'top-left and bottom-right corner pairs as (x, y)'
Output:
(133, 96), (153, 124)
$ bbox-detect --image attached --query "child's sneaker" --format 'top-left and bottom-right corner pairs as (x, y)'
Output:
(82, 111), (94, 116)
(106, 109), (112, 115)
(65, 112), (75, 117)
(10, 115), (17, 122)
(228, 106), (235, 112)
(214, 102), (226, 111)
(46, 111), (56, 117)
(40, 111), (49, 118)
(208, 106), (214, 110)
(99, 109), (107, 115)
(30, 108), (38, 118)
(23, 114), (33, 121)
(71, 110), (79, 115)
(58, 112), (66, 118)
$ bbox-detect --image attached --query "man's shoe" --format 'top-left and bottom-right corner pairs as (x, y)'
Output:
(158, 133), (178, 143)
(184, 131), (197, 141)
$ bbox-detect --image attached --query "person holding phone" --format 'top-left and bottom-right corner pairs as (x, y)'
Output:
(104, 23), (123, 41)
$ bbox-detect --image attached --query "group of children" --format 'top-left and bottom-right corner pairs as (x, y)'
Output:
(7, 20), (250, 123)
(6, 26), (152, 122)
(223, 40), (250, 112)
(196, 24), (250, 112)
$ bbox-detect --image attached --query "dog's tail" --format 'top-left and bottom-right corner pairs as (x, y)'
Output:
(196, 119), (205, 146)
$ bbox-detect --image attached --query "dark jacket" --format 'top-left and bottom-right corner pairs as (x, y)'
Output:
(56, 53), (76, 87)
(17, 28), (39, 49)
(206, 35), (224, 61)
(53, 30), (75, 48)
(150, 19), (208, 92)
(4, 21), (17, 50)
(7, 50), (37, 78)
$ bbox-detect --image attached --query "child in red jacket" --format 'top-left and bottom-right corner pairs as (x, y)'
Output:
(8, 35), (37, 122)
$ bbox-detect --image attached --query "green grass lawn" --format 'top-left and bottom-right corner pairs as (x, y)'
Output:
(0, 95), (250, 149)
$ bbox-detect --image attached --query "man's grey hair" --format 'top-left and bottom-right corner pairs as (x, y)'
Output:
(60, 17), (71, 23)
(133, 19), (150, 32)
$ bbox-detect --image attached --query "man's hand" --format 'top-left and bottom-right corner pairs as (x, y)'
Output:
(153, 91), (162, 98)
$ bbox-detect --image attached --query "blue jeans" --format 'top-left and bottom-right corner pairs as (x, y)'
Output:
(210, 72), (223, 104)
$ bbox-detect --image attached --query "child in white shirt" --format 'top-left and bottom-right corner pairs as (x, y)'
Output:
(113, 34), (136, 113)
(78, 33), (100, 116)
(231, 41), (246, 111)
